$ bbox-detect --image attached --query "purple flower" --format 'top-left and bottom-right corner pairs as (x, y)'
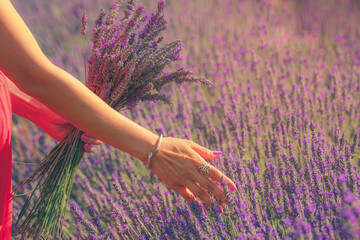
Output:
(339, 174), (347, 183)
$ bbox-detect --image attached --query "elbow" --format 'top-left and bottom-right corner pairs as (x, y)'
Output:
(13, 60), (55, 97)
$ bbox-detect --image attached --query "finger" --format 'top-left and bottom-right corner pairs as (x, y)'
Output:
(185, 180), (223, 214)
(182, 154), (236, 192)
(188, 141), (222, 160)
(208, 166), (237, 192)
(81, 134), (101, 145)
(195, 174), (228, 205)
(175, 186), (201, 206)
(84, 143), (94, 153)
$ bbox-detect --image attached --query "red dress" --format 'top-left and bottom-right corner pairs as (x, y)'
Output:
(0, 70), (12, 240)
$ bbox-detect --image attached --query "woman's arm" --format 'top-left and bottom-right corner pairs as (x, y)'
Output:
(8, 79), (100, 151)
(0, 0), (158, 163)
(0, 0), (236, 210)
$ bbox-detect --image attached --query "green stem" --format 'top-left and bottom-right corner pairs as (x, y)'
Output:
(16, 128), (85, 239)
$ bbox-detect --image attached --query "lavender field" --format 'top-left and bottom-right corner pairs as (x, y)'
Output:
(10, 0), (360, 239)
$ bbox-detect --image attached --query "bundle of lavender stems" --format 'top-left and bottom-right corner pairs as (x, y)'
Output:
(13, 0), (211, 238)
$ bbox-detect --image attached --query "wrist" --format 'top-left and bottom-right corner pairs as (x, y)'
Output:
(131, 130), (160, 164)
(147, 134), (163, 169)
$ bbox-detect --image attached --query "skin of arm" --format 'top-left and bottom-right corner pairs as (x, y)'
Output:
(0, 0), (237, 210)
(8, 79), (100, 151)
(0, 0), (158, 163)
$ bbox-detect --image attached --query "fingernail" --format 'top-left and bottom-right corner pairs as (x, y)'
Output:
(81, 135), (88, 141)
(85, 144), (92, 150)
(213, 151), (222, 155)
(229, 185), (237, 192)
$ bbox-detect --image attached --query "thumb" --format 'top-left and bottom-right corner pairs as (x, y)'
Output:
(189, 141), (222, 160)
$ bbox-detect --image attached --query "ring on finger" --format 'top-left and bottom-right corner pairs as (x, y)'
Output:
(197, 162), (211, 175)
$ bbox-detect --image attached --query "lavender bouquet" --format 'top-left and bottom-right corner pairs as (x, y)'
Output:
(13, 0), (211, 238)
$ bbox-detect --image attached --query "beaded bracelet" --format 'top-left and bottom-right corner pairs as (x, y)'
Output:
(147, 134), (163, 169)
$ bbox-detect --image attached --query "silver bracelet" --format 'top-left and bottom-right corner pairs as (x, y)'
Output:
(147, 134), (163, 169)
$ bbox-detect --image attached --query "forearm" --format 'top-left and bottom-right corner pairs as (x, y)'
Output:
(0, 0), (158, 163)
(29, 64), (158, 162)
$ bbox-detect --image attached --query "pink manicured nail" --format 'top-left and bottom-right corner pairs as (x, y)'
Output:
(229, 185), (237, 192)
(213, 151), (222, 155)
(85, 144), (93, 150)
(81, 135), (89, 141)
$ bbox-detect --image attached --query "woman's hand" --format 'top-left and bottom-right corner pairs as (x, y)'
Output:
(150, 137), (237, 213)
(38, 106), (101, 152)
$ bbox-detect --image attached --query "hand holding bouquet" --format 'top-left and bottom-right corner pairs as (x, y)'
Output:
(13, 0), (235, 238)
